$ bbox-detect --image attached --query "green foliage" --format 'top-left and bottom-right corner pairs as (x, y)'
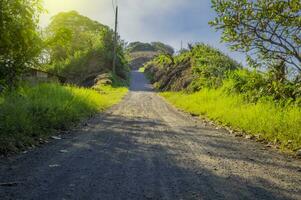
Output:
(127, 41), (175, 55)
(0, 0), (43, 87)
(146, 42), (300, 102)
(188, 44), (241, 91)
(148, 54), (174, 67)
(145, 43), (241, 91)
(127, 42), (156, 52)
(210, 0), (301, 74)
(45, 11), (108, 61)
(222, 70), (267, 102)
(44, 11), (128, 84)
(161, 89), (301, 151)
(144, 54), (175, 85)
(223, 69), (301, 103)
(150, 42), (175, 55)
(109, 72), (130, 87)
(138, 67), (145, 73)
(0, 83), (128, 154)
(147, 41), (301, 151)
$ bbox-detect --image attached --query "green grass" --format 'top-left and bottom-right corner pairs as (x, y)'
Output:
(138, 67), (145, 73)
(0, 83), (128, 154)
(161, 89), (301, 151)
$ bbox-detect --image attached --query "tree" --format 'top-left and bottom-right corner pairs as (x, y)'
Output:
(127, 41), (175, 55)
(151, 42), (175, 55)
(45, 11), (111, 62)
(210, 0), (301, 77)
(127, 42), (156, 52)
(0, 0), (43, 87)
(44, 11), (128, 83)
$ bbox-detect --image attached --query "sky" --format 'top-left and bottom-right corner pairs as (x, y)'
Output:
(40, 0), (246, 64)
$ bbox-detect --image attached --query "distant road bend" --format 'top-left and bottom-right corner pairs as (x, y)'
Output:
(0, 70), (301, 200)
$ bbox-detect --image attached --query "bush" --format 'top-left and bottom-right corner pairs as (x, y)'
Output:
(188, 44), (241, 91)
(223, 69), (301, 103)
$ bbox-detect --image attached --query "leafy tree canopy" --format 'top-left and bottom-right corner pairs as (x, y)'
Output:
(127, 41), (174, 55)
(210, 0), (301, 76)
(47, 11), (107, 35)
(0, 0), (43, 87)
(44, 11), (128, 83)
(45, 11), (112, 62)
(151, 42), (175, 55)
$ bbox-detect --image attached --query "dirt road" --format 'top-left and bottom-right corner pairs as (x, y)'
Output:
(1, 71), (301, 200)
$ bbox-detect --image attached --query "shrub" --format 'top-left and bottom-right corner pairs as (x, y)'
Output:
(188, 44), (241, 91)
(223, 69), (301, 103)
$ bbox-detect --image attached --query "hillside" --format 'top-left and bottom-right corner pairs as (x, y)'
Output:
(128, 51), (159, 70)
(144, 43), (301, 152)
(145, 43), (241, 91)
(127, 41), (174, 55)
(127, 41), (175, 70)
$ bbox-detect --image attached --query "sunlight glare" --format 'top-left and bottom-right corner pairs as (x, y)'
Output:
(43, 0), (86, 13)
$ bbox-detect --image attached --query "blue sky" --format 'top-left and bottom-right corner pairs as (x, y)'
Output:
(41, 0), (245, 64)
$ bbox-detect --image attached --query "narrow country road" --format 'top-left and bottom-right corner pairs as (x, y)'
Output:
(1, 71), (301, 200)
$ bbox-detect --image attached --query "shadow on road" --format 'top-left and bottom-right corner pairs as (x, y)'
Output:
(1, 70), (300, 200)
(1, 113), (297, 200)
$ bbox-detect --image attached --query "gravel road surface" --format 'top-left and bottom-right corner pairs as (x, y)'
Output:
(0, 70), (301, 200)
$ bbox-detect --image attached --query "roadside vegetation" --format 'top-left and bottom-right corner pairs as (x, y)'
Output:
(144, 0), (301, 152)
(0, 1), (129, 154)
(161, 89), (301, 151)
(43, 11), (129, 85)
(0, 84), (128, 154)
(145, 44), (301, 151)
(138, 67), (145, 73)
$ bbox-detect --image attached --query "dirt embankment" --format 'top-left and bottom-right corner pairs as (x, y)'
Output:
(145, 56), (194, 91)
(144, 44), (241, 92)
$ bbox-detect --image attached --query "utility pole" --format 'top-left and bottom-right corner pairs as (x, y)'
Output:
(112, 6), (118, 75)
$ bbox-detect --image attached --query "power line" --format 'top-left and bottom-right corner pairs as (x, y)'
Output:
(112, 0), (118, 13)
(111, 0), (116, 14)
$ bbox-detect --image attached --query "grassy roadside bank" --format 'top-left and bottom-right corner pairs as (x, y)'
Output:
(161, 89), (301, 151)
(0, 83), (128, 154)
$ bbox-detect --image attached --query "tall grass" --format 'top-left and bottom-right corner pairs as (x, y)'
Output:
(161, 89), (301, 151)
(0, 83), (128, 154)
